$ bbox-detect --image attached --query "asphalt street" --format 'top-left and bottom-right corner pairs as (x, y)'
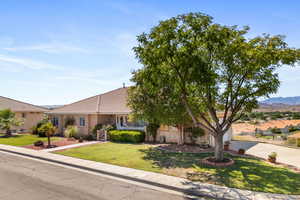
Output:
(0, 152), (211, 200)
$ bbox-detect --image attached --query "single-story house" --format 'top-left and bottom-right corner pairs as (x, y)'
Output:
(47, 87), (145, 136)
(0, 96), (48, 133)
(47, 87), (231, 146)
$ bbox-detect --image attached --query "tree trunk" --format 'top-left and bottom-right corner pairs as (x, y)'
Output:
(47, 135), (51, 147)
(214, 134), (224, 161)
(5, 129), (11, 137)
(177, 126), (184, 145)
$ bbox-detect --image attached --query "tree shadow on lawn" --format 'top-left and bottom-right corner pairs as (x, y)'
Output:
(0, 134), (22, 138)
(140, 148), (300, 194)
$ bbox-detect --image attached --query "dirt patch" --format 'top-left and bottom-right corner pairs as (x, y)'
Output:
(232, 119), (300, 135)
(23, 138), (83, 150)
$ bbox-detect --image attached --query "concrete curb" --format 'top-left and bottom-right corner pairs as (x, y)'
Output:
(0, 144), (299, 200)
(0, 147), (212, 199)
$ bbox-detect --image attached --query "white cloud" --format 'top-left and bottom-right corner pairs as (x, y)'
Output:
(0, 54), (64, 70)
(3, 42), (90, 54)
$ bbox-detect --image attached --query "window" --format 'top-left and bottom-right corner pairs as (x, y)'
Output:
(52, 117), (59, 127)
(79, 117), (85, 126)
(22, 113), (26, 118)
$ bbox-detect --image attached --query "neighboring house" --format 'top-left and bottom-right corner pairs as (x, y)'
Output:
(47, 87), (145, 136)
(0, 96), (48, 133)
(47, 87), (231, 146)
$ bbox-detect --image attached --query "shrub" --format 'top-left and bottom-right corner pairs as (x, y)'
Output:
(34, 140), (44, 147)
(146, 123), (160, 143)
(92, 124), (103, 135)
(238, 148), (245, 155)
(268, 152), (277, 159)
(31, 125), (38, 135)
(288, 126), (299, 133)
(271, 127), (281, 134)
(108, 130), (145, 143)
(64, 116), (76, 128)
(185, 126), (205, 144)
(64, 126), (78, 138)
(83, 134), (94, 141)
(33, 118), (49, 137)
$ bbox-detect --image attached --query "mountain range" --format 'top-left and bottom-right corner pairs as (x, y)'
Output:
(261, 96), (300, 105)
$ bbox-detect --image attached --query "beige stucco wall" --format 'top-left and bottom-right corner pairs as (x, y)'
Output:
(98, 114), (115, 125)
(48, 114), (89, 135)
(48, 114), (116, 136)
(14, 112), (44, 132)
(147, 125), (210, 144)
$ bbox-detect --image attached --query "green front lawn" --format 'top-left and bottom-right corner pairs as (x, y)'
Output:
(56, 142), (300, 195)
(0, 134), (62, 146)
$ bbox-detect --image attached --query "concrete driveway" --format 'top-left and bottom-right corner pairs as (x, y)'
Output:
(230, 141), (300, 168)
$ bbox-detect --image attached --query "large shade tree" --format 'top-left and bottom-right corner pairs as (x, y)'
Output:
(129, 13), (300, 161)
(0, 109), (23, 137)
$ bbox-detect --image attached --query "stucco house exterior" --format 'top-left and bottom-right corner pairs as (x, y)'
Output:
(47, 87), (232, 146)
(0, 96), (48, 133)
(47, 87), (145, 136)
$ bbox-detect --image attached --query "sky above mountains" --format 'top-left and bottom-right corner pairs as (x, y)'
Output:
(1, 0), (300, 105)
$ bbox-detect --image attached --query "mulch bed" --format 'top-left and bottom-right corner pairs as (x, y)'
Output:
(23, 138), (82, 150)
(201, 156), (235, 167)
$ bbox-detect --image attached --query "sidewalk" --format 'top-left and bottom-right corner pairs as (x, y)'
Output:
(41, 141), (102, 152)
(0, 144), (299, 200)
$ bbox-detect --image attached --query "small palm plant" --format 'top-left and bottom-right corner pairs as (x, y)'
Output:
(38, 122), (56, 148)
(0, 109), (23, 137)
(64, 125), (78, 140)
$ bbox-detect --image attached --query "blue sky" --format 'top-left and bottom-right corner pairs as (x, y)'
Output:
(1, 0), (300, 105)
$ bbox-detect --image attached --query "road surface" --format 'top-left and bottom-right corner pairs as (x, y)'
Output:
(0, 151), (209, 200)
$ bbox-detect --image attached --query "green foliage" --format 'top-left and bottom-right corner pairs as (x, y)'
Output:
(292, 113), (300, 119)
(57, 143), (300, 195)
(64, 116), (76, 128)
(271, 127), (281, 134)
(288, 126), (299, 132)
(0, 134), (61, 146)
(37, 122), (56, 146)
(64, 126), (78, 138)
(129, 12), (300, 160)
(0, 109), (23, 136)
(146, 123), (160, 142)
(32, 117), (49, 137)
(185, 126), (205, 144)
(108, 130), (145, 143)
(37, 122), (56, 137)
(268, 152), (277, 158)
(102, 124), (116, 132)
(31, 125), (38, 135)
(92, 123), (103, 135)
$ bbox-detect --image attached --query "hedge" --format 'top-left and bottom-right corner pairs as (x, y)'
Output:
(108, 130), (145, 143)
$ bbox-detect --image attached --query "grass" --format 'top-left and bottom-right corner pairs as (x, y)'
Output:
(56, 142), (300, 195)
(0, 134), (62, 146)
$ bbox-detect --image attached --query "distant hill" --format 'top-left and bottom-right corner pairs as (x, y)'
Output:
(40, 105), (64, 110)
(261, 96), (300, 105)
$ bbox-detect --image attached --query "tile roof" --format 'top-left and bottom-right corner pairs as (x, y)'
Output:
(0, 96), (48, 112)
(47, 87), (131, 114)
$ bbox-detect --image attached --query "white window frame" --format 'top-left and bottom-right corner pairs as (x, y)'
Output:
(52, 117), (59, 127)
(79, 117), (85, 127)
